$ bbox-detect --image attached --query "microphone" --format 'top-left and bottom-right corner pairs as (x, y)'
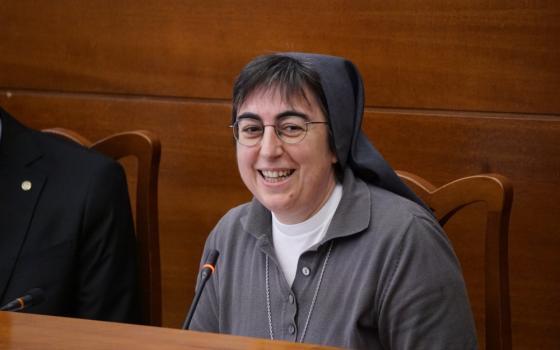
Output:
(0, 288), (45, 312)
(182, 249), (219, 330)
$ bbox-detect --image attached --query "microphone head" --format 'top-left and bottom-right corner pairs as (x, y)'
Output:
(199, 250), (220, 280)
(26, 288), (45, 306)
(206, 250), (220, 266)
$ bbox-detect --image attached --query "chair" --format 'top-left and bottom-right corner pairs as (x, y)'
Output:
(396, 171), (513, 350)
(43, 128), (162, 326)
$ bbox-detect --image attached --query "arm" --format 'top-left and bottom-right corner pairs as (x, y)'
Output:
(75, 160), (140, 323)
(377, 215), (478, 349)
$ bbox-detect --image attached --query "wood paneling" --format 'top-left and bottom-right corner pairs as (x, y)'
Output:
(1, 1), (559, 114)
(1, 1), (559, 348)
(1, 93), (558, 349)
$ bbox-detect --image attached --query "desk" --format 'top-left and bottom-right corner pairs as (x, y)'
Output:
(0, 311), (341, 349)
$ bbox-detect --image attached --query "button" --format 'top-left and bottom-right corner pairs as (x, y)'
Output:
(288, 294), (294, 304)
(21, 181), (32, 191)
(288, 324), (295, 334)
(301, 267), (310, 276)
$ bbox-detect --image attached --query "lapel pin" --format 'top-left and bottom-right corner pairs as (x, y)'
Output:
(21, 180), (32, 191)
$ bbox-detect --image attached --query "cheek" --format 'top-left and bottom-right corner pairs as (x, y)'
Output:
(317, 142), (338, 167)
(236, 154), (252, 190)
(236, 146), (247, 163)
(236, 148), (255, 175)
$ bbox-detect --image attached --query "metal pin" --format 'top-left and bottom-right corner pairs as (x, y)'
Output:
(21, 181), (32, 191)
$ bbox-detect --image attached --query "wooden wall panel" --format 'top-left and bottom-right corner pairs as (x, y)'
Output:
(1, 1), (559, 114)
(1, 1), (559, 349)
(1, 93), (559, 349)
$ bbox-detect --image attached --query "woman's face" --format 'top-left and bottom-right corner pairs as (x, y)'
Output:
(235, 87), (337, 224)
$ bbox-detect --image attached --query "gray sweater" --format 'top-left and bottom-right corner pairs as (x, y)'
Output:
(190, 170), (477, 349)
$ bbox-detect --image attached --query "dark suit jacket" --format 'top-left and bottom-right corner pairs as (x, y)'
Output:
(0, 108), (139, 323)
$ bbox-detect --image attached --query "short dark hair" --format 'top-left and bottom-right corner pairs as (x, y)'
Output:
(232, 54), (329, 121)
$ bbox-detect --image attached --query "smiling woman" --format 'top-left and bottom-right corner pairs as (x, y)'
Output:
(235, 87), (336, 225)
(188, 53), (477, 350)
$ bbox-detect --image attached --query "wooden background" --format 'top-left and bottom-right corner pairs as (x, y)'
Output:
(1, 1), (558, 349)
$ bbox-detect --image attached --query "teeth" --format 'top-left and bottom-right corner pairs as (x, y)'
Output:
(261, 170), (293, 179)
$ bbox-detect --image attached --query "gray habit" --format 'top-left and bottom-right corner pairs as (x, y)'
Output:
(191, 52), (477, 349)
(190, 169), (477, 349)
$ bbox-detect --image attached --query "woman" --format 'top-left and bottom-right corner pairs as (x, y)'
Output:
(190, 53), (477, 349)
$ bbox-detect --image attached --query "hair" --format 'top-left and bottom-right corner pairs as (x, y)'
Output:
(232, 54), (329, 121)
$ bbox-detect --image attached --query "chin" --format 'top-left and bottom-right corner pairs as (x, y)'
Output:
(258, 195), (293, 214)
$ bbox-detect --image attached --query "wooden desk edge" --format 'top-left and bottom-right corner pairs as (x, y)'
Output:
(0, 311), (344, 350)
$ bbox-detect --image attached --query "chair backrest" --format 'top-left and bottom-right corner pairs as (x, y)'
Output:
(396, 171), (513, 350)
(43, 128), (162, 326)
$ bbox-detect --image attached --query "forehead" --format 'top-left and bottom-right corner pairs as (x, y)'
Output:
(238, 86), (324, 117)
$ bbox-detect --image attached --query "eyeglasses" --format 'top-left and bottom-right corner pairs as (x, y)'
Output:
(230, 116), (329, 147)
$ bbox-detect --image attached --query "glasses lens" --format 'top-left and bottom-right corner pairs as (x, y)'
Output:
(276, 116), (307, 144)
(236, 118), (263, 146)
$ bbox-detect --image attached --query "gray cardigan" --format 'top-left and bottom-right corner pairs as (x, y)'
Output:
(190, 169), (477, 349)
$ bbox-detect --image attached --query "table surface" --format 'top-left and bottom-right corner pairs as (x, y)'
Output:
(0, 311), (342, 350)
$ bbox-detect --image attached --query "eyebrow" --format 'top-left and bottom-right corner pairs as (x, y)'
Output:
(236, 110), (310, 121)
(277, 110), (309, 120)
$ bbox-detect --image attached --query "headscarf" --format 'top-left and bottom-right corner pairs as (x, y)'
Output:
(281, 52), (428, 209)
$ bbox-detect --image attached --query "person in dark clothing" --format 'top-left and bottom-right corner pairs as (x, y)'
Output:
(0, 107), (139, 323)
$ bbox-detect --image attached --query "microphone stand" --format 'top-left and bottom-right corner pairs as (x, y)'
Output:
(182, 250), (219, 330)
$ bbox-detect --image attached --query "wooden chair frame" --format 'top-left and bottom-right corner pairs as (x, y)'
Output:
(397, 171), (513, 350)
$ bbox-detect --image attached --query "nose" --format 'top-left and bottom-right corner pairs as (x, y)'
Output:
(259, 125), (283, 158)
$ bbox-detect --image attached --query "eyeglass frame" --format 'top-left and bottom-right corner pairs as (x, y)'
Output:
(229, 115), (329, 147)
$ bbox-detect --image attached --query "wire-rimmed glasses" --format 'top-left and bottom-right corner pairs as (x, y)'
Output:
(230, 116), (329, 147)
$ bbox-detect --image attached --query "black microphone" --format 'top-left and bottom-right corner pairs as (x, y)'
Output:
(0, 288), (45, 312)
(182, 250), (219, 330)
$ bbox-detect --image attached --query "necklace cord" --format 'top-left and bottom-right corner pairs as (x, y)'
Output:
(265, 241), (335, 342)
(265, 256), (275, 339)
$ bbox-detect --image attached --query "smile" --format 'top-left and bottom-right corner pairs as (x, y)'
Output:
(259, 169), (295, 183)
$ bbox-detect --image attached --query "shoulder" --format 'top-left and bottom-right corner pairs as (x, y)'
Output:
(1, 113), (117, 175)
(339, 182), (451, 260)
(340, 172), (438, 234)
(364, 184), (461, 273)
(205, 200), (267, 253)
(27, 130), (127, 194)
(35, 131), (118, 172)
(24, 131), (129, 216)
(369, 184), (438, 233)
(209, 202), (252, 239)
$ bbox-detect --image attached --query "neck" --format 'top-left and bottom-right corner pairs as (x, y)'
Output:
(274, 175), (337, 225)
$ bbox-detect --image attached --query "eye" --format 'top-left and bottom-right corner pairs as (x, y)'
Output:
(279, 122), (305, 137)
(278, 115), (306, 135)
(239, 121), (263, 137)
